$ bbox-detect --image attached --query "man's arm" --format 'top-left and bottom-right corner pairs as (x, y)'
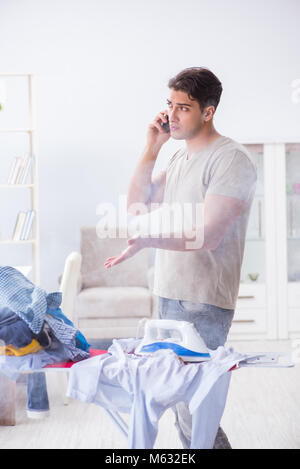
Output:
(127, 150), (166, 214)
(143, 193), (246, 251)
(104, 150), (256, 268)
(127, 110), (170, 214)
(104, 194), (246, 269)
(202, 194), (246, 249)
(147, 170), (166, 208)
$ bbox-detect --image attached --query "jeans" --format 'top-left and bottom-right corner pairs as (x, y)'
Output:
(0, 310), (49, 413)
(0, 310), (34, 349)
(27, 372), (50, 412)
(157, 296), (234, 449)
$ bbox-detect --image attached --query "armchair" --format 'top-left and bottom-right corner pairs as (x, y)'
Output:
(64, 226), (157, 340)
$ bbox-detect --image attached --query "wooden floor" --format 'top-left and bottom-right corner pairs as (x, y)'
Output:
(0, 340), (299, 449)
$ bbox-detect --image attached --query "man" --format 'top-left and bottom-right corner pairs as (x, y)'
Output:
(104, 67), (257, 449)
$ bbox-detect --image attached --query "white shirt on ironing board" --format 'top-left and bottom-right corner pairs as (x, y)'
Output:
(67, 338), (247, 449)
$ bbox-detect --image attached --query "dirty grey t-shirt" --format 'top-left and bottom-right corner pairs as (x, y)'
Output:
(152, 136), (257, 310)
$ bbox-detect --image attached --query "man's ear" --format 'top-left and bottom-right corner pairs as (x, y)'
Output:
(203, 106), (215, 121)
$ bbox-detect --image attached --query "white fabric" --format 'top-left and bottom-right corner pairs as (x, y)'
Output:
(67, 338), (247, 449)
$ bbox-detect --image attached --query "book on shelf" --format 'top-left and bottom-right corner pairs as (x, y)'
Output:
(12, 210), (35, 241)
(7, 154), (34, 185)
(20, 210), (35, 240)
(7, 157), (18, 184)
(12, 211), (27, 241)
(7, 156), (22, 184)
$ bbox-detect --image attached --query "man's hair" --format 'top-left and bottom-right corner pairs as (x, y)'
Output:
(168, 67), (223, 112)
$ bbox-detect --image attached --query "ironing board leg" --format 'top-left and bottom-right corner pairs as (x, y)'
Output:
(0, 373), (16, 426)
(55, 371), (70, 406)
(102, 408), (129, 439)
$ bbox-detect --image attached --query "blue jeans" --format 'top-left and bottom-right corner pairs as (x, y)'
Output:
(157, 296), (234, 449)
(27, 373), (50, 412)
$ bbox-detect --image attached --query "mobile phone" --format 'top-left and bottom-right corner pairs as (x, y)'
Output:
(161, 115), (170, 133)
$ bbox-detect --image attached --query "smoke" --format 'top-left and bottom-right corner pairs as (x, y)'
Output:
(96, 195), (205, 249)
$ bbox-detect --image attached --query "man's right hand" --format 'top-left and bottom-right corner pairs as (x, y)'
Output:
(127, 110), (169, 214)
(146, 110), (171, 151)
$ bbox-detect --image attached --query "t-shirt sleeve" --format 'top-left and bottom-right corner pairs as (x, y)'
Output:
(206, 150), (257, 203)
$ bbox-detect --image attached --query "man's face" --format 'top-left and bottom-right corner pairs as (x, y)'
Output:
(167, 89), (205, 140)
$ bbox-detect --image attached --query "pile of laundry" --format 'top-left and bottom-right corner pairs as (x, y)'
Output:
(0, 266), (90, 380)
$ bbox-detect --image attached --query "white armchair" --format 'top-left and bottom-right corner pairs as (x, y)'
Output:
(59, 251), (82, 327)
(61, 226), (157, 340)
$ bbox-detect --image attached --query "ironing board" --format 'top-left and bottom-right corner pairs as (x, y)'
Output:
(84, 350), (295, 445)
(0, 348), (294, 432)
(67, 348), (295, 446)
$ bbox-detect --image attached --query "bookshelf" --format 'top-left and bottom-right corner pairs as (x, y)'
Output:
(0, 184), (34, 189)
(0, 73), (40, 284)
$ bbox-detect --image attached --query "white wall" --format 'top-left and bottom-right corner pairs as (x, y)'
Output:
(0, 0), (299, 291)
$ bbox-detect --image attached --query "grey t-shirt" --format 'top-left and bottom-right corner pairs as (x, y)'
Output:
(152, 136), (257, 310)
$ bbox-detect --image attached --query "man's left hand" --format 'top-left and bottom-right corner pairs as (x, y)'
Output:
(104, 234), (146, 269)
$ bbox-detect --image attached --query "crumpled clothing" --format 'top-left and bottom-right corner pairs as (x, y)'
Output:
(67, 338), (248, 449)
(0, 311), (35, 348)
(0, 343), (82, 381)
(0, 266), (61, 334)
(46, 308), (90, 352)
(0, 266), (90, 362)
(0, 339), (43, 356)
(44, 314), (89, 362)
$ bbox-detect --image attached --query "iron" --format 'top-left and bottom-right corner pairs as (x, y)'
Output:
(135, 319), (211, 362)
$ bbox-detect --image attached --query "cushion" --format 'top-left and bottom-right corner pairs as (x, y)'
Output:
(75, 286), (152, 319)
